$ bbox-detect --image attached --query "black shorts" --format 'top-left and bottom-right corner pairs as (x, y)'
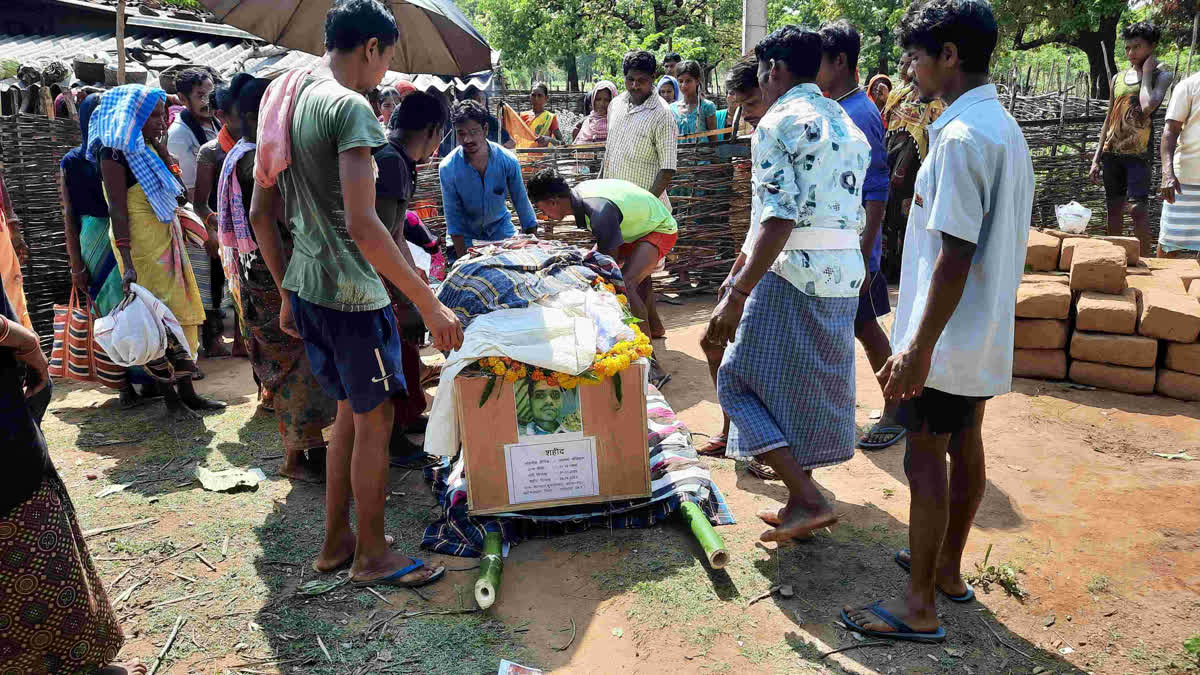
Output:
(854, 270), (891, 330)
(1101, 154), (1150, 205)
(896, 387), (990, 435)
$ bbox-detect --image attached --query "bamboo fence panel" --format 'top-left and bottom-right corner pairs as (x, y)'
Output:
(0, 114), (78, 345)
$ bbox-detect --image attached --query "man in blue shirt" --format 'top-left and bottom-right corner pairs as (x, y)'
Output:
(438, 100), (539, 258)
(817, 20), (900, 451)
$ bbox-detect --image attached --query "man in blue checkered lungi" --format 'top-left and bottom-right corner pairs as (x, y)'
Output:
(704, 26), (868, 543)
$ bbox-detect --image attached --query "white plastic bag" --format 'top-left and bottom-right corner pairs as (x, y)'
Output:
(93, 283), (193, 367)
(1055, 201), (1092, 234)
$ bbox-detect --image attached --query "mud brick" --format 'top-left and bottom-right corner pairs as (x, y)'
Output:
(1138, 289), (1200, 342)
(1070, 244), (1127, 294)
(1013, 349), (1067, 379)
(1025, 230), (1062, 272)
(1069, 360), (1156, 394)
(1039, 229), (1078, 241)
(1155, 369), (1200, 401)
(1016, 282), (1071, 319)
(1014, 319), (1069, 349)
(1191, 283), (1200, 299)
(1095, 236), (1140, 264)
(1165, 342), (1200, 375)
(1059, 238), (1109, 270)
(1126, 260), (1152, 276)
(1075, 289), (1138, 335)
(1149, 269), (1191, 294)
(1069, 332), (1158, 368)
(1143, 257), (1200, 272)
(1128, 274), (1185, 296)
(1022, 273), (1070, 285)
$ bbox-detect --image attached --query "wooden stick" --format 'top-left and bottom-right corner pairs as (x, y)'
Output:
(170, 571), (198, 584)
(316, 635), (333, 663)
(114, 578), (148, 605)
(364, 586), (394, 605)
(83, 517), (158, 538)
(978, 616), (1035, 661)
(144, 591), (212, 611)
(1189, 13), (1200, 77)
(154, 543), (201, 567)
(195, 552), (217, 572)
(115, 0), (127, 86)
(820, 641), (891, 658)
(108, 567), (133, 591)
(221, 532), (230, 558)
(148, 615), (185, 675)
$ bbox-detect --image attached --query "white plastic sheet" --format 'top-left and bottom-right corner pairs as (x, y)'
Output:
(1055, 201), (1092, 234)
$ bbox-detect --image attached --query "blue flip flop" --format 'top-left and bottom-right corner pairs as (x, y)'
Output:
(841, 601), (947, 643)
(351, 559), (445, 589)
(857, 424), (908, 451)
(893, 549), (976, 603)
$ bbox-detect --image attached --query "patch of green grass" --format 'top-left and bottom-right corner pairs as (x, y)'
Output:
(881, 488), (895, 498)
(1185, 635), (1200, 662)
(1087, 574), (1111, 594)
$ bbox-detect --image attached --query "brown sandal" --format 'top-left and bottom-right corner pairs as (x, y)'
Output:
(746, 458), (779, 480)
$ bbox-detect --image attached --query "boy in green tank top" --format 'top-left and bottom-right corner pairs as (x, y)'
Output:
(527, 169), (678, 386)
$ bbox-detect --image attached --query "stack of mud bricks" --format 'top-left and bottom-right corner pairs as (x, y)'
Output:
(1019, 228), (1200, 400)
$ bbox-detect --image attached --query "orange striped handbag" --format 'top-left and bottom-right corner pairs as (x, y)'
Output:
(47, 288), (127, 389)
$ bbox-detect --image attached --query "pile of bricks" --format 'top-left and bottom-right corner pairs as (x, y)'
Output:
(1015, 229), (1200, 401)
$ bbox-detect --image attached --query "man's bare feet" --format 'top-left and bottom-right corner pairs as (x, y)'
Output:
(895, 549), (970, 598)
(312, 533), (395, 573)
(756, 507), (817, 541)
(166, 399), (201, 422)
(351, 549), (441, 586)
(843, 596), (939, 635)
(96, 663), (147, 675)
(760, 507), (837, 542)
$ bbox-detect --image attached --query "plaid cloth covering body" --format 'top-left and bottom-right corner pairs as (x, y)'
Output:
(421, 387), (736, 557)
(437, 242), (626, 327)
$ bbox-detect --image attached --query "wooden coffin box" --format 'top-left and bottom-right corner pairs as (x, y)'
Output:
(455, 363), (650, 514)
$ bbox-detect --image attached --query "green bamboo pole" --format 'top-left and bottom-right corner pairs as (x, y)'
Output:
(679, 501), (728, 569)
(474, 531), (503, 609)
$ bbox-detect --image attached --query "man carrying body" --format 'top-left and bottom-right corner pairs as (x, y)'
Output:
(602, 49), (678, 354)
(1159, 70), (1200, 258)
(438, 100), (538, 259)
(1089, 21), (1172, 257)
(704, 26), (869, 542)
(250, 0), (463, 589)
(815, 20), (898, 452)
(843, 0), (1034, 642)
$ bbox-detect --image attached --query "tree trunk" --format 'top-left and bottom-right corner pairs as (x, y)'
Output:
(876, 28), (891, 77)
(565, 53), (579, 92)
(1072, 15), (1119, 98)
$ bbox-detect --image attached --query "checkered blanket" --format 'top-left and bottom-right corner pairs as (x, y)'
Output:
(437, 242), (625, 327)
(420, 388), (736, 557)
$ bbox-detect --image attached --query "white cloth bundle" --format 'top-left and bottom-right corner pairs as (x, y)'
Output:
(94, 283), (194, 367)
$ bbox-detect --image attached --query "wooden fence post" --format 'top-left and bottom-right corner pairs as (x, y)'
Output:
(116, 0), (127, 85)
(1188, 12), (1199, 77)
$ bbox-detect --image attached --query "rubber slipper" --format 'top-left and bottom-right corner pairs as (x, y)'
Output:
(893, 549), (976, 603)
(857, 424), (908, 450)
(746, 459), (779, 480)
(840, 602), (946, 643)
(650, 373), (672, 389)
(697, 435), (728, 457)
(351, 559), (445, 589)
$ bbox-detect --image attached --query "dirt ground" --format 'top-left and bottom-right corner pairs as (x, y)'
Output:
(41, 296), (1200, 674)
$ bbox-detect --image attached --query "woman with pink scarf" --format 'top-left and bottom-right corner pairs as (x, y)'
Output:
(573, 80), (618, 144)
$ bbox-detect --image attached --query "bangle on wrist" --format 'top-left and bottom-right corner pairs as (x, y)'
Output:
(731, 286), (751, 299)
(0, 316), (11, 343)
(15, 342), (39, 357)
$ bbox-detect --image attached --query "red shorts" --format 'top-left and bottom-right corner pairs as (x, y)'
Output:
(617, 231), (678, 262)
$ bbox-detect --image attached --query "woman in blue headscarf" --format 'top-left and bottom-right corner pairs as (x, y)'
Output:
(657, 75), (681, 104)
(90, 84), (224, 419)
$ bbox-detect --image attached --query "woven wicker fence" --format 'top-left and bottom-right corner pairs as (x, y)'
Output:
(0, 114), (79, 345)
(0, 91), (1165, 347)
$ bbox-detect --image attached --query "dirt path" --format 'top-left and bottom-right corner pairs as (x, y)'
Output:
(41, 297), (1200, 673)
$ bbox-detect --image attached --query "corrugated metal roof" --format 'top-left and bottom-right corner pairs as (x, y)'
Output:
(0, 28), (494, 92)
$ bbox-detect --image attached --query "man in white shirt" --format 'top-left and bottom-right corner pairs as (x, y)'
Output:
(843, 0), (1033, 643)
(166, 68), (218, 202)
(1159, 71), (1200, 257)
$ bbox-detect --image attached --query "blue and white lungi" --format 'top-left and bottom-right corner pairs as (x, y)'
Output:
(717, 271), (857, 470)
(1160, 182), (1200, 254)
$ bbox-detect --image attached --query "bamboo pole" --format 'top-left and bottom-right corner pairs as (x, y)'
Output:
(680, 501), (728, 569)
(1100, 41), (1114, 94)
(116, 0), (127, 85)
(1188, 12), (1199, 76)
(474, 531), (503, 610)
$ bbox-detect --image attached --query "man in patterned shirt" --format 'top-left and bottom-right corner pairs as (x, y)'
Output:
(603, 49), (679, 385)
(704, 25), (869, 543)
